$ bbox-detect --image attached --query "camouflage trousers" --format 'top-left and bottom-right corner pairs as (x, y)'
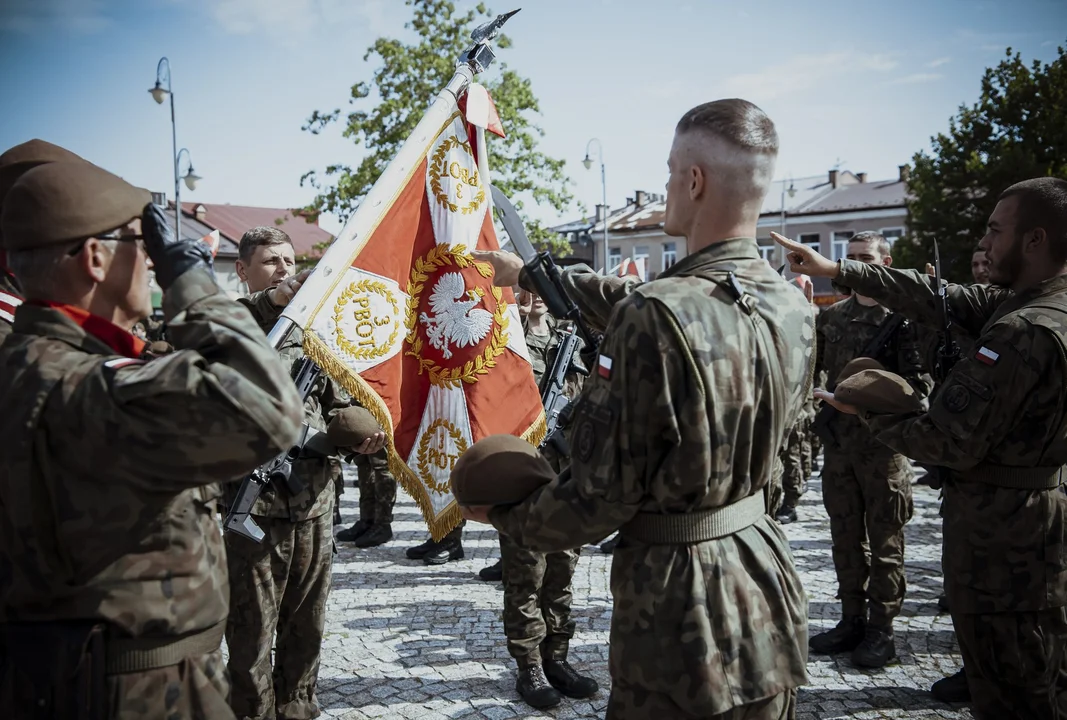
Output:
(499, 533), (580, 668)
(355, 449), (396, 526)
(954, 607), (1067, 720)
(781, 419), (810, 508)
(821, 447), (914, 627)
(329, 459), (343, 526)
(107, 650), (233, 719)
(607, 684), (796, 720)
(0, 648), (233, 720)
(225, 512), (333, 720)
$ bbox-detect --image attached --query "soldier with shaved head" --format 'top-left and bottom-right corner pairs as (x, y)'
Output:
(467, 99), (812, 719)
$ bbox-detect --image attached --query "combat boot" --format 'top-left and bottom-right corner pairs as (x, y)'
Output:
(599, 535), (619, 554)
(336, 519), (370, 542)
(406, 536), (439, 560)
(931, 669), (971, 702)
(353, 524), (392, 548)
(851, 624), (896, 668)
(424, 535), (463, 565)
(775, 503), (797, 524)
(479, 559), (502, 581)
(809, 615), (866, 654)
(937, 594), (950, 612)
(543, 658), (599, 699)
(516, 665), (561, 709)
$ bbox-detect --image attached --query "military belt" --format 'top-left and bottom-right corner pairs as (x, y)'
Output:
(963, 464), (1066, 491)
(619, 493), (765, 545)
(105, 620), (225, 674)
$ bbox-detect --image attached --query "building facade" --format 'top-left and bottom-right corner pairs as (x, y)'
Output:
(556, 168), (910, 304)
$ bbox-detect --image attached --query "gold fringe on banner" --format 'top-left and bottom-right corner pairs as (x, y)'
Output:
(304, 330), (546, 541)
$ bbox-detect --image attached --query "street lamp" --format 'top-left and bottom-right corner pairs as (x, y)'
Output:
(780, 176), (796, 236)
(582, 139), (607, 271)
(148, 57), (201, 241)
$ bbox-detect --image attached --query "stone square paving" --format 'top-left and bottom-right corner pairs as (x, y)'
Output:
(313, 464), (972, 719)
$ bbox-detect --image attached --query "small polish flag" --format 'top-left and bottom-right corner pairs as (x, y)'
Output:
(598, 354), (613, 379)
(0, 290), (22, 323)
(104, 358), (145, 370)
(975, 346), (1000, 366)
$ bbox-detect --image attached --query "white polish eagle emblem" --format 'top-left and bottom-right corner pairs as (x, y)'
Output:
(418, 272), (494, 359)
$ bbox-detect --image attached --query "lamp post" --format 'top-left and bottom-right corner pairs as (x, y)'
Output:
(582, 139), (607, 271)
(780, 176), (796, 236)
(149, 57), (200, 242)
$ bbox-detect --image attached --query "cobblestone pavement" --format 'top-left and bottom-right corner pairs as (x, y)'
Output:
(313, 463), (972, 719)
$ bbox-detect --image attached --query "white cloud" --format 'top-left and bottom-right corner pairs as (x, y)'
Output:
(0, 0), (112, 35)
(722, 50), (897, 102)
(927, 57), (951, 68)
(191, 0), (391, 44)
(887, 72), (943, 86)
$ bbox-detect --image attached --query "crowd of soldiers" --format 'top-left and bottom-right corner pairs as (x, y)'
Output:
(1, 93), (1066, 720)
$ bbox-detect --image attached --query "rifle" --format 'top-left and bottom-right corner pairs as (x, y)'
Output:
(539, 325), (588, 455)
(811, 312), (907, 447)
(930, 238), (961, 384)
(224, 357), (323, 543)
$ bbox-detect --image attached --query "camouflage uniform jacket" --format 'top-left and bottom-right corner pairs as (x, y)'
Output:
(221, 289), (347, 521)
(816, 296), (932, 448)
(496, 238), (812, 714)
(0, 270), (21, 345)
(0, 269), (303, 636)
(838, 260), (1067, 613)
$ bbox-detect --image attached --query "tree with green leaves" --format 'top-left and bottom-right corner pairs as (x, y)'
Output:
(300, 0), (574, 255)
(896, 42), (1067, 282)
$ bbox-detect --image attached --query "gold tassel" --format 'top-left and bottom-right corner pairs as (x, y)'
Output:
(303, 330), (545, 542)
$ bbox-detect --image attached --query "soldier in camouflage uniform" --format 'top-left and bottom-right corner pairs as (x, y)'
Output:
(0, 160), (305, 719)
(225, 227), (350, 720)
(774, 394), (814, 524)
(809, 231), (932, 669)
(494, 290), (598, 709)
(469, 99), (811, 719)
(779, 176), (1067, 719)
(335, 435), (397, 548)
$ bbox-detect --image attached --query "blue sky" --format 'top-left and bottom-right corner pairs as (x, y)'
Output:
(1, 0), (1064, 236)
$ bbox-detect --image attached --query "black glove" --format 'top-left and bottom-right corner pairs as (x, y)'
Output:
(142, 203), (214, 289)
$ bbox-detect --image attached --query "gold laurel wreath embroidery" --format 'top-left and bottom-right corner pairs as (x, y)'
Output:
(428, 136), (486, 216)
(416, 418), (469, 494)
(404, 244), (506, 388)
(332, 279), (401, 361)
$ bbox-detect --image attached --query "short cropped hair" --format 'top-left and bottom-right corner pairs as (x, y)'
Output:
(238, 226), (293, 264)
(675, 99), (779, 154)
(849, 231), (891, 259)
(998, 177), (1067, 264)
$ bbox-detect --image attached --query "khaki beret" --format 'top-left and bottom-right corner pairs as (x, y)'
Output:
(327, 406), (382, 448)
(835, 369), (924, 415)
(450, 434), (556, 506)
(1, 161), (151, 251)
(835, 357), (885, 386)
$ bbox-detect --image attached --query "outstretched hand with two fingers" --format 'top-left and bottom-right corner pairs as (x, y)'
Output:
(771, 232), (840, 279)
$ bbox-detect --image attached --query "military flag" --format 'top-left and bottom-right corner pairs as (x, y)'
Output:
(279, 80), (544, 539)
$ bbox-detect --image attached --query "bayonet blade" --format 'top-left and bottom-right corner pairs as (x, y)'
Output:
(490, 184), (538, 264)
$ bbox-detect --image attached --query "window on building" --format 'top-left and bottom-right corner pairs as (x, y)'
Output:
(880, 227), (904, 247)
(662, 241), (677, 270)
(798, 233), (821, 255)
(608, 247), (621, 270)
(831, 230), (855, 261)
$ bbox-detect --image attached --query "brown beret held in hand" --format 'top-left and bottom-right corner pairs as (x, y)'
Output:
(835, 369), (924, 415)
(451, 434), (557, 506)
(327, 406), (382, 449)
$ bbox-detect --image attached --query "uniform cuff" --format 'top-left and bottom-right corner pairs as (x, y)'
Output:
(161, 267), (221, 321)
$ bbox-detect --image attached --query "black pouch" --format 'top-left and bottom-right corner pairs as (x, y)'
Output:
(0, 621), (107, 720)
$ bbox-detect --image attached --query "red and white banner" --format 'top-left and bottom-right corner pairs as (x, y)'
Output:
(201, 229), (221, 258)
(288, 86), (543, 539)
(0, 290), (20, 324)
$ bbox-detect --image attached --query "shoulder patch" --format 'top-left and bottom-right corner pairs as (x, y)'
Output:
(104, 357), (146, 370)
(942, 384), (970, 413)
(974, 346), (999, 365)
(597, 354), (613, 379)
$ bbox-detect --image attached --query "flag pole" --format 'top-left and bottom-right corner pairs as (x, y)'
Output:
(267, 9), (521, 351)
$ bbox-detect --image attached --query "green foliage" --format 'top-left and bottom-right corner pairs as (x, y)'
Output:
(896, 42), (1067, 282)
(300, 0), (574, 255)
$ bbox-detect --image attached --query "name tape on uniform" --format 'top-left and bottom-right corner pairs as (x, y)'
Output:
(975, 346), (1000, 366)
(598, 354), (613, 379)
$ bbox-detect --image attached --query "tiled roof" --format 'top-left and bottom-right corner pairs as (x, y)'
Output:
(793, 179), (907, 215)
(178, 202), (334, 258)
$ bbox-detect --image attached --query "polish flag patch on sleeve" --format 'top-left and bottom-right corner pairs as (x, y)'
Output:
(598, 354), (613, 379)
(975, 346), (1000, 366)
(104, 357), (145, 370)
(0, 290), (21, 323)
